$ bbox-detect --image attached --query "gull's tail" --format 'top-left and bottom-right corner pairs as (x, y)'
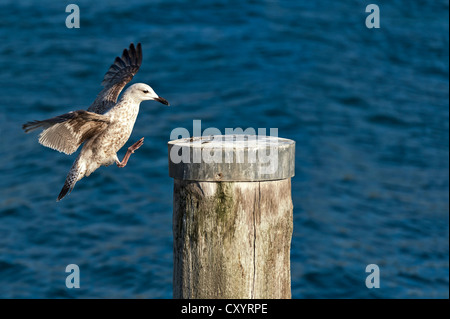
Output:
(57, 157), (84, 201)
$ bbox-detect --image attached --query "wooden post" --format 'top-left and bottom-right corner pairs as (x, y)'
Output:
(168, 135), (295, 299)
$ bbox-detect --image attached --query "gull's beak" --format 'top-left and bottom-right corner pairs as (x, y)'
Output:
(155, 96), (170, 106)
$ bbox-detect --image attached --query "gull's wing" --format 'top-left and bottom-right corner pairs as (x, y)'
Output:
(88, 43), (143, 114)
(101, 43), (142, 87)
(22, 111), (110, 155)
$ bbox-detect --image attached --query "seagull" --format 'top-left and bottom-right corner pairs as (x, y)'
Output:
(22, 43), (169, 201)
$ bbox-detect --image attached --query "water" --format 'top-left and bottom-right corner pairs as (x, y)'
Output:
(0, 0), (448, 298)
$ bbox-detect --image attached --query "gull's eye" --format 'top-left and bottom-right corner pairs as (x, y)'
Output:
(142, 90), (149, 94)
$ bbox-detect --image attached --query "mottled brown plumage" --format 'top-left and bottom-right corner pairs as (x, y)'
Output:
(23, 111), (110, 155)
(88, 43), (142, 115)
(22, 44), (169, 201)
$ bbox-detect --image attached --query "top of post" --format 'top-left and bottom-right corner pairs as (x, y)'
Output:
(168, 135), (295, 182)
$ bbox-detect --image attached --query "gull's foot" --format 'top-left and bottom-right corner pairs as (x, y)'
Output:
(129, 137), (144, 153)
(116, 137), (144, 168)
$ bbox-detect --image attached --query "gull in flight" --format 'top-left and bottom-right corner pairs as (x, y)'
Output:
(23, 43), (169, 201)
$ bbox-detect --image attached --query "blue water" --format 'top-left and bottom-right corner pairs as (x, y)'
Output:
(0, 0), (448, 298)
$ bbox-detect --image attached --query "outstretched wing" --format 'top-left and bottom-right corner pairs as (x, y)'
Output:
(22, 111), (110, 155)
(88, 43), (143, 114)
(101, 43), (142, 87)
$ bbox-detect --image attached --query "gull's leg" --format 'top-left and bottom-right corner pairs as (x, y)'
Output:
(116, 137), (144, 168)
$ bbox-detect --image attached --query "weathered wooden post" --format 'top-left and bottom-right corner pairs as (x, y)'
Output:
(168, 135), (295, 299)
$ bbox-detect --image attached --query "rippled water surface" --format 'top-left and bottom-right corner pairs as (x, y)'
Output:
(0, 0), (448, 298)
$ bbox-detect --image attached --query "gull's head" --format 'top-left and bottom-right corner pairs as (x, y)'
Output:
(127, 83), (169, 105)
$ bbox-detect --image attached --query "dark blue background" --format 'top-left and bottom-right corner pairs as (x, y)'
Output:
(0, 0), (448, 298)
